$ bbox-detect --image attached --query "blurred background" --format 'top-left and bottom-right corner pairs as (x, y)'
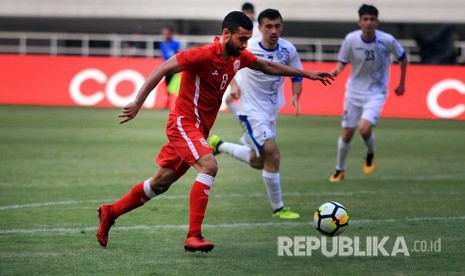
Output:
(1, 0), (464, 64)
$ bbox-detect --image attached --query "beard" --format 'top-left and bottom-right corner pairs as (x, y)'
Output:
(225, 39), (241, 57)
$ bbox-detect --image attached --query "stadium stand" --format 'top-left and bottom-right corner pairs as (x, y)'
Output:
(0, 0), (464, 63)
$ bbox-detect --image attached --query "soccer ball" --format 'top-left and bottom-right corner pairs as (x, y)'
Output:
(313, 201), (349, 237)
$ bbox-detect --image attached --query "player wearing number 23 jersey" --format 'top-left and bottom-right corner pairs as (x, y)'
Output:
(329, 4), (407, 183)
(338, 29), (405, 100)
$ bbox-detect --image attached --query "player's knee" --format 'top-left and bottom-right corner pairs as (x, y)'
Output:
(250, 158), (264, 169)
(270, 151), (280, 163)
(248, 151), (263, 169)
(263, 147), (280, 163)
(359, 126), (372, 139)
(195, 154), (218, 177)
(360, 132), (371, 140)
(359, 120), (373, 137)
(202, 161), (218, 177)
(341, 128), (356, 142)
(264, 156), (280, 172)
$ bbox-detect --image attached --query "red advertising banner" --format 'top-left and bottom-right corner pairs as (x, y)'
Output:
(0, 55), (169, 109)
(283, 62), (465, 120)
(1, 55), (464, 120)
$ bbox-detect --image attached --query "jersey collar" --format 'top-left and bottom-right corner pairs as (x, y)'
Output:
(360, 31), (377, 44)
(360, 35), (376, 44)
(214, 36), (222, 55)
(259, 41), (279, 52)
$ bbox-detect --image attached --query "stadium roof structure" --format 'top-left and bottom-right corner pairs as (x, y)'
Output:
(1, 0), (465, 24)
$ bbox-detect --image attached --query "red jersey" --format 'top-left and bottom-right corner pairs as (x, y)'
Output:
(174, 37), (257, 135)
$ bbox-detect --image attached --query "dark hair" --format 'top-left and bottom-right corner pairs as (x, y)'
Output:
(241, 2), (254, 12)
(222, 11), (253, 33)
(162, 25), (174, 33)
(257, 8), (282, 25)
(358, 4), (378, 18)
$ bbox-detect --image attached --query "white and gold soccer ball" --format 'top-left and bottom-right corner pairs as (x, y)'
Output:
(313, 201), (349, 236)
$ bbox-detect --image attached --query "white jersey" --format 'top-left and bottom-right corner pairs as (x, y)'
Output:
(236, 37), (303, 120)
(337, 30), (405, 98)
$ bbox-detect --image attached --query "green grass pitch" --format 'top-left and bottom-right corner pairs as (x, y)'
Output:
(1, 105), (464, 275)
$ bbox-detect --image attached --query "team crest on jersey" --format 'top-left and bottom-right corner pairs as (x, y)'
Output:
(233, 59), (240, 72)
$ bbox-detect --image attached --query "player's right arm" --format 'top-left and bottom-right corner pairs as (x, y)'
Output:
(228, 78), (241, 100)
(119, 56), (181, 124)
(333, 35), (350, 77)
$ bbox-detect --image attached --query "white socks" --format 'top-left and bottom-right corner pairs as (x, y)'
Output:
(334, 132), (375, 171)
(336, 136), (351, 171)
(218, 142), (284, 211)
(217, 142), (251, 164)
(364, 132), (376, 154)
(143, 178), (157, 200)
(262, 171), (283, 211)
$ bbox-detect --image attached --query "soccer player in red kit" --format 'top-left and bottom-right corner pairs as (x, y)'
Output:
(97, 11), (333, 253)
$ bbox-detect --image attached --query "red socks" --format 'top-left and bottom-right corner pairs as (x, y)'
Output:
(188, 174), (214, 237)
(111, 181), (149, 218)
(109, 173), (214, 238)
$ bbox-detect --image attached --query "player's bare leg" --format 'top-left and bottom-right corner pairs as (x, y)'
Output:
(97, 168), (179, 247)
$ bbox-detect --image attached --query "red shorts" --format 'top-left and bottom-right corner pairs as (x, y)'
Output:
(156, 114), (213, 176)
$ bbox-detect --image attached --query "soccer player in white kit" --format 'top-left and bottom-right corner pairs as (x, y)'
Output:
(329, 4), (408, 182)
(222, 2), (263, 115)
(209, 9), (311, 219)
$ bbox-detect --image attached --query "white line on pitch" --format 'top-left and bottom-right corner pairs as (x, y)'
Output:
(1, 190), (463, 211)
(1, 216), (464, 235)
(0, 199), (115, 211)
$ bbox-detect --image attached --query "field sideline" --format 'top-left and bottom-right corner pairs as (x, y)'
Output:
(1, 105), (464, 275)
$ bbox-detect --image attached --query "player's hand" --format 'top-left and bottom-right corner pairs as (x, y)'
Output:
(229, 85), (241, 100)
(306, 71), (334, 86)
(119, 101), (142, 124)
(394, 84), (405, 96)
(331, 68), (340, 77)
(291, 96), (301, 117)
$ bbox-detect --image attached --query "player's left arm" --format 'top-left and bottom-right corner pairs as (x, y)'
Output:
(291, 81), (302, 117)
(248, 59), (334, 86)
(390, 36), (408, 97)
(395, 55), (408, 96)
(288, 46), (304, 116)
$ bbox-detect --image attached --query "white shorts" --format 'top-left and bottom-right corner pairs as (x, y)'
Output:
(341, 94), (387, 128)
(238, 115), (276, 156)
